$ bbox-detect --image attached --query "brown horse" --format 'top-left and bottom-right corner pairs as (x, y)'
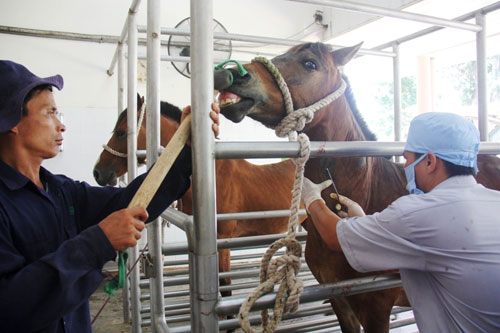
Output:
(93, 96), (305, 298)
(214, 42), (500, 332)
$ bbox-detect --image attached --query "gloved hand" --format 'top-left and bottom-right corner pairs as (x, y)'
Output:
(337, 194), (365, 218)
(301, 177), (332, 211)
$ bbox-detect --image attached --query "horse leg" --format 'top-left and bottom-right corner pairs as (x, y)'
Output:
(350, 289), (400, 333)
(329, 297), (361, 332)
(219, 248), (232, 298)
(218, 248), (237, 332)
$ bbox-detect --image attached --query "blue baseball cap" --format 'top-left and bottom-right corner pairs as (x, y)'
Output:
(0, 60), (63, 132)
(404, 112), (480, 171)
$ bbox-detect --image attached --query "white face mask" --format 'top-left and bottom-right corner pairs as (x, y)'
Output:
(404, 153), (427, 195)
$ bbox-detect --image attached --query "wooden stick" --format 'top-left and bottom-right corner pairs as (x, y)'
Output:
(128, 114), (191, 209)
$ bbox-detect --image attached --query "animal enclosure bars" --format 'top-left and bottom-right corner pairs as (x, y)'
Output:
(101, 1), (500, 332)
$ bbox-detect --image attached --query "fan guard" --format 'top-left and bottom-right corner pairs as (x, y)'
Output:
(167, 17), (232, 78)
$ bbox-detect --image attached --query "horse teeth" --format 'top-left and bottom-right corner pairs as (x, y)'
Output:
(220, 98), (236, 107)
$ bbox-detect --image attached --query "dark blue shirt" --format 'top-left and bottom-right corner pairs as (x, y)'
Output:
(0, 146), (192, 332)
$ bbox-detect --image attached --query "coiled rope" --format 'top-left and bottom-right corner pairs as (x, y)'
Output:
(237, 56), (346, 332)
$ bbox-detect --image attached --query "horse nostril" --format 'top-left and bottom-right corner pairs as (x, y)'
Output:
(214, 69), (236, 90)
(93, 169), (100, 182)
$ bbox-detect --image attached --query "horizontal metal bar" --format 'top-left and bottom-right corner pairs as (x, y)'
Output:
(390, 317), (417, 329)
(141, 141), (500, 161)
(161, 249), (289, 268)
(141, 274), (316, 303)
(170, 299), (412, 332)
(215, 273), (402, 315)
(136, 53), (249, 64)
(216, 141), (404, 159)
(163, 290), (190, 299)
(137, 26), (395, 58)
(373, 1), (500, 50)
(288, 0), (481, 32)
(162, 207), (305, 227)
(219, 273), (317, 293)
(215, 141), (500, 159)
(216, 208), (307, 221)
(162, 232), (307, 255)
(159, 302), (191, 312)
(0, 25), (118, 44)
(216, 304), (337, 332)
(160, 207), (191, 232)
(140, 259), (311, 288)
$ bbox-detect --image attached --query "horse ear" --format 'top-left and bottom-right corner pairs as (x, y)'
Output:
(332, 42), (363, 66)
(137, 93), (145, 109)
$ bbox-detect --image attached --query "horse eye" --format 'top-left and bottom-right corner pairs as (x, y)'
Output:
(304, 60), (317, 71)
(116, 130), (126, 138)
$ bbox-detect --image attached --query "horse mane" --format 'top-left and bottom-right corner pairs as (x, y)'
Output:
(288, 42), (377, 142)
(114, 100), (182, 132)
(160, 101), (182, 123)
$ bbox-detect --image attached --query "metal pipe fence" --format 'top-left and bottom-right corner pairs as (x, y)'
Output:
(111, 1), (500, 332)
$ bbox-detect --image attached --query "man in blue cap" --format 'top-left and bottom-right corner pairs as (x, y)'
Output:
(301, 112), (500, 331)
(0, 60), (219, 332)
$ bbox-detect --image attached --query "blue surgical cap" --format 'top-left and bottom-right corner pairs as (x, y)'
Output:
(404, 112), (479, 171)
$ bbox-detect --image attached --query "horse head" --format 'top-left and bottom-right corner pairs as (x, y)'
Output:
(215, 42), (362, 136)
(93, 95), (182, 186)
(93, 94), (147, 186)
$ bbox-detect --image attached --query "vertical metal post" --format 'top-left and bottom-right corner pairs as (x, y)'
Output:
(146, 0), (169, 332)
(118, 43), (126, 116)
(117, 42), (132, 324)
(476, 12), (488, 141)
(190, 0), (219, 331)
(392, 42), (401, 142)
(127, 8), (142, 333)
(392, 42), (401, 163)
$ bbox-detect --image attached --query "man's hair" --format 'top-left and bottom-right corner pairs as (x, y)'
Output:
(22, 84), (53, 116)
(414, 152), (476, 177)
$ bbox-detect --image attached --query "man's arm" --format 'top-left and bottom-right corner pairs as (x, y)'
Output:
(301, 178), (366, 252)
(306, 200), (343, 251)
(0, 212), (116, 331)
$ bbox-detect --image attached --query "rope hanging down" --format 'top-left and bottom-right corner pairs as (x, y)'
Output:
(237, 56), (346, 332)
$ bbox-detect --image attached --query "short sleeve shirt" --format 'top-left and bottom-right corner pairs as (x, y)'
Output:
(337, 175), (500, 332)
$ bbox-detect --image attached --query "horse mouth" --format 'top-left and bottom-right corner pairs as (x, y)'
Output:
(218, 90), (254, 123)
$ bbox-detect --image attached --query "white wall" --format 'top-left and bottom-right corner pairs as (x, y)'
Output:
(0, 0), (336, 185)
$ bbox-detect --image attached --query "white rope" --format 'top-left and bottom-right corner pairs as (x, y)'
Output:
(101, 144), (128, 158)
(274, 80), (346, 138)
(238, 57), (346, 333)
(102, 102), (146, 158)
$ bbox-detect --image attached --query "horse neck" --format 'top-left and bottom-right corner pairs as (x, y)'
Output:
(303, 97), (375, 207)
(304, 97), (366, 142)
(159, 115), (180, 147)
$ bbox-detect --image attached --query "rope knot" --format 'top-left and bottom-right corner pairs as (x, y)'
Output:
(292, 134), (311, 167)
(274, 109), (314, 138)
(239, 237), (304, 333)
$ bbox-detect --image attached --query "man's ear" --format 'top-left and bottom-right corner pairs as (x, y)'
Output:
(426, 152), (439, 171)
(9, 126), (19, 135)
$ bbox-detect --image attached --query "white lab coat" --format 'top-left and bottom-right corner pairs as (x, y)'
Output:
(337, 175), (500, 332)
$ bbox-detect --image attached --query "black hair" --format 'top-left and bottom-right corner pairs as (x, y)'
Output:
(414, 152), (476, 177)
(22, 84), (53, 116)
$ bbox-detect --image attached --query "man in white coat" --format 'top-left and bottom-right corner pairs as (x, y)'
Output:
(301, 112), (500, 332)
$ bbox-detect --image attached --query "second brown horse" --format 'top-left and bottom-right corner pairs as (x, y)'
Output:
(93, 96), (305, 298)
